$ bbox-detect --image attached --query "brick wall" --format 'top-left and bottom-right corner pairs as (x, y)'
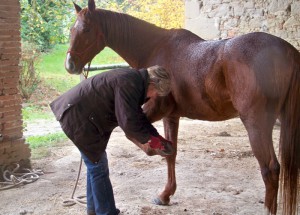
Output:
(0, 0), (31, 168)
(185, 0), (300, 51)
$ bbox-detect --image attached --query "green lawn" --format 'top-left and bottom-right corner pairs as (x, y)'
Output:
(37, 44), (124, 93)
(22, 104), (54, 122)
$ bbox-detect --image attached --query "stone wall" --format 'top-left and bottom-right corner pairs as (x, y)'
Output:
(0, 0), (31, 169)
(185, 0), (300, 50)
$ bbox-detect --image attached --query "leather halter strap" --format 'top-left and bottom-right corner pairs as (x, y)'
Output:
(67, 28), (105, 74)
(67, 32), (106, 60)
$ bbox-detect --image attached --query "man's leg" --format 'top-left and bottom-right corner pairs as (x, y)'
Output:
(86, 169), (96, 215)
(81, 151), (119, 215)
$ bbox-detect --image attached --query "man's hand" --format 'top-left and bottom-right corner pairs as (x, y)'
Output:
(148, 135), (174, 156)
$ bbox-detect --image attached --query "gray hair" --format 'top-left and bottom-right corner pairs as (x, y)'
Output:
(147, 65), (171, 96)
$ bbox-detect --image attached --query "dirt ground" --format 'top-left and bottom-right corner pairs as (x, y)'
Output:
(1, 117), (282, 215)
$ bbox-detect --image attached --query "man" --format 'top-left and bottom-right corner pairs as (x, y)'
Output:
(50, 65), (174, 215)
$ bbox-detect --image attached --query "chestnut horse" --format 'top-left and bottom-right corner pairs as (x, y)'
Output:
(65, 1), (300, 214)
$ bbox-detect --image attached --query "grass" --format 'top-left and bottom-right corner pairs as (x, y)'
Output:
(27, 132), (69, 159)
(27, 132), (68, 149)
(24, 44), (124, 153)
(22, 104), (54, 122)
(37, 44), (124, 93)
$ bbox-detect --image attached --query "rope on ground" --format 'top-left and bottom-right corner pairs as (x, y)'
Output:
(63, 71), (88, 208)
(0, 163), (44, 191)
(62, 157), (87, 208)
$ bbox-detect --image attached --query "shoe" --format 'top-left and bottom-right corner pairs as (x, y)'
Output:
(115, 208), (120, 215)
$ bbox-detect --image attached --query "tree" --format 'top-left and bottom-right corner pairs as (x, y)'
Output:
(20, 0), (72, 51)
(108, 0), (184, 29)
(20, 0), (184, 51)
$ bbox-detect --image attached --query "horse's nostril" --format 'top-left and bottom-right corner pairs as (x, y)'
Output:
(65, 54), (76, 72)
(69, 60), (75, 70)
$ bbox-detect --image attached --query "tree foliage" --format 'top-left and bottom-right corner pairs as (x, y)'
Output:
(20, 0), (72, 51)
(20, 0), (184, 51)
(104, 0), (184, 29)
(19, 41), (41, 100)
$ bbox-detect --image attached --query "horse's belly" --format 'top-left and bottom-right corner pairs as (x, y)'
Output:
(179, 100), (238, 121)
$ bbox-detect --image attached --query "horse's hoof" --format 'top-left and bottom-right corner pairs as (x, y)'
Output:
(152, 197), (169, 205)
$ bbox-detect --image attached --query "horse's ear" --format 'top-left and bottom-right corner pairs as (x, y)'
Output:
(73, 2), (82, 14)
(88, 0), (96, 12)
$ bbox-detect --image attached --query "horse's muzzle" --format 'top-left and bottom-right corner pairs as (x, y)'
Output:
(65, 53), (82, 74)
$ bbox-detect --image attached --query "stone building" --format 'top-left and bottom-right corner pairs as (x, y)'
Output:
(185, 0), (300, 50)
(0, 0), (31, 170)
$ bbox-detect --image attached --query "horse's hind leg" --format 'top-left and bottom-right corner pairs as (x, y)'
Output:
(241, 111), (280, 215)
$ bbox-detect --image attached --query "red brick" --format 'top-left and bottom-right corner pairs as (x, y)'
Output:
(0, 29), (20, 35)
(0, 47), (20, 54)
(0, 28), (20, 38)
(3, 120), (23, 130)
(0, 104), (21, 114)
(0, 65), (20, 72)
(0, 6), (20, 13)
(0, 35), (20, 40)
(0, 94), (20, 101)
(1, 100), (22, 108)
(0, 71), (19, 78)
(0, 59), (19, 66)
(3, 77), (19, 83)
(1, 114), (22, 123)
(0, 53), (21, 60)
(2, 127), (23, 138)
(3, 77), (19, 88)
(3, 88), (18, 95)
(0, 41), (20, 48)
(0, 17), (19, 23)
(0, 1), (20, 6)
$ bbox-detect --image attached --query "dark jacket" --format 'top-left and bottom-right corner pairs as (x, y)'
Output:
(50, 68), (159, 162)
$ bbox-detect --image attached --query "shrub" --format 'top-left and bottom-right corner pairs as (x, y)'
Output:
(19, 41), (41, 100)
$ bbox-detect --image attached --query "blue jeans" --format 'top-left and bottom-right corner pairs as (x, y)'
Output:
(81, 151), (119, 215)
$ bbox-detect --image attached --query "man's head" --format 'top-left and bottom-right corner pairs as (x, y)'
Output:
(147, 65), (171, 97)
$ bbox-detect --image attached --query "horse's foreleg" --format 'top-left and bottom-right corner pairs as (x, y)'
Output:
(241, 112), (280, 215)
(153, 116), (179, 205)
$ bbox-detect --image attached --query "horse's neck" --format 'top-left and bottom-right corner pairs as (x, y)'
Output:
(98, 10), (168, 68)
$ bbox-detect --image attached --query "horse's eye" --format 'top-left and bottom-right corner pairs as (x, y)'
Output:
(83, 28), (90, 33)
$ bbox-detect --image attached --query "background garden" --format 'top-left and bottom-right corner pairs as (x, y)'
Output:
(20, 0), (184, 158)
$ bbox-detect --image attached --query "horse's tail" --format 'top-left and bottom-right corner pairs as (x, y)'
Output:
(279, 51), (300, 215)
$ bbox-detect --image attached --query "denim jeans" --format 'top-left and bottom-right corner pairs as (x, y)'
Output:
(81, 151), (119, 215)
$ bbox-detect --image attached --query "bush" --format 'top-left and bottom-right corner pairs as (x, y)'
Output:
(19, 41), (41, 100)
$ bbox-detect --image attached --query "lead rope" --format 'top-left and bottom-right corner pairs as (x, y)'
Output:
(0, 163), (44, 191)
(62, 158), (87, 207)
(82, 62), (91, 79)
(62, 61), (92, 208)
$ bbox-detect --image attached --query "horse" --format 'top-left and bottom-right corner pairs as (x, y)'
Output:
(65, 1), (300, 214)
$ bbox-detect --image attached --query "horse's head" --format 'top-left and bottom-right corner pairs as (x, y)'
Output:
(65, 0), (105, 74)
(143, 94), (176, 123)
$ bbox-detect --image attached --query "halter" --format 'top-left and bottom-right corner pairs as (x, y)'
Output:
(67, 28), (105, 78)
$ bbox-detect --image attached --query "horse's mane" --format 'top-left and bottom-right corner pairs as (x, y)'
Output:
(98, 9), (165, 33)
(80, 8), (202, 47)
